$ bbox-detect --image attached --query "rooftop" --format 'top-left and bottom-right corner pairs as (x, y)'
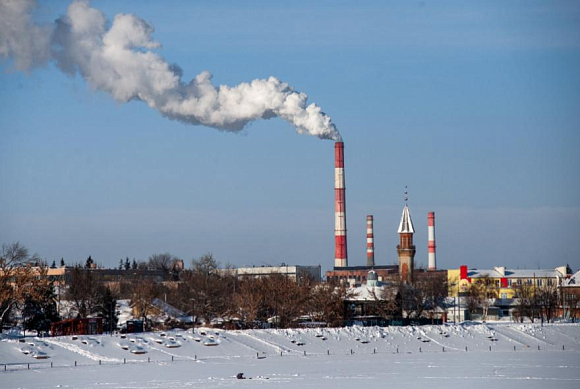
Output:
(397, 205), (415, 234)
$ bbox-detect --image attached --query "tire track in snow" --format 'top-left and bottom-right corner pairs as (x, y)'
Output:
(488, 325), (551, 347)
(43, 338), (122, 363)
(146, 344), (196, 360)
(418, 330), (463, 351)
(239, 330), (301, 354)
(220, 331), (267, 355)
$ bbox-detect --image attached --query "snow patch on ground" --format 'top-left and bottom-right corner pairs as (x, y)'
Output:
(1, 323), (579, 388)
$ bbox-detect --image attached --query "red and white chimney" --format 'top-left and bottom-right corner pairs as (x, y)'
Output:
(334, 142), (348, 267)
(366, 215), (375, 267)
(428, 211), (436, 270)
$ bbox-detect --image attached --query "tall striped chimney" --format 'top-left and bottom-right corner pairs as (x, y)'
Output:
(366, 215), (375, 267)
(334, 141), (348, 268)
(428, 211), (436, 270)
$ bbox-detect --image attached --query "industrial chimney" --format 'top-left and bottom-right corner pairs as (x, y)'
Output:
(428, 211), (437, 270)
(334, 142), (348, 267)
(366, 215), (375, 267)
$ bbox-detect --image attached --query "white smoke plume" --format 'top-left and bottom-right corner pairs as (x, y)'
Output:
(0, 0), (341, 140)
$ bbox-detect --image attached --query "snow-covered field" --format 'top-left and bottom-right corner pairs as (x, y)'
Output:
(2, 323), (579, 388)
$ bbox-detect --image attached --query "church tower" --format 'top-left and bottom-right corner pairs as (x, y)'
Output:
(397, 191), (416, 283)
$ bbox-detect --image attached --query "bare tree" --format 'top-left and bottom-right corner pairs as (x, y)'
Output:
(266, 273), (313, 328)
(514, 283), (537, 323)
(466, 276), (497, 320)
(131, 279), (161, 329)
(308, 280), (355, 327)
(191, 253), (218, 273)
(370, 285), (400, 319)
(0, 242), (41, 330)
(233, 277), (268, 325)
(65, 265), (98, 318)
(535, 282), (559, 323)
(415, 273), (448, 322)
(147, 253), (176, 273)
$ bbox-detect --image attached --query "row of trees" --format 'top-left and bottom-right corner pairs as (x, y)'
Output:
(1, 245), (356, 331)
(3, 242), (578, 332)
(512, 283), (561, 323)
(163, 254), (353, 328)
(117, 253), (179, 273)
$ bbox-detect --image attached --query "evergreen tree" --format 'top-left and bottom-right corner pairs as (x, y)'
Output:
(94, 286), (118, 334)
(22, 282), (60, 334)
(22, 296), (43, 332)
(60, 258), (65, 267)
(51, 260), (56, 268)
(132, 259), (138, 270)
(119, 259), (124, 270)
(124, 257), (131, 270)
(85, 255), (94, 268)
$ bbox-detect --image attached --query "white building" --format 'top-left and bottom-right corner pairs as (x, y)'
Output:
(217, 264), (321, 282)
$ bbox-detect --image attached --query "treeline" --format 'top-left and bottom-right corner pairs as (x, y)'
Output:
(1, 243), (353, 332)
(143, 254), (352, 328)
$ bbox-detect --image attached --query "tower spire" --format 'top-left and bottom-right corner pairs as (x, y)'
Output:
(397, 191), (416, 283)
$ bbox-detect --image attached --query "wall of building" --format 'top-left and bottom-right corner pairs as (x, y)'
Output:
(218, 265), (321, 282)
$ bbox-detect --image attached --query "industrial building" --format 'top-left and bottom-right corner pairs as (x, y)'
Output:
(327, 141), (441, 286)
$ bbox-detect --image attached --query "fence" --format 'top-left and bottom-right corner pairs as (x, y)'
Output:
(1, 343), (569, 373)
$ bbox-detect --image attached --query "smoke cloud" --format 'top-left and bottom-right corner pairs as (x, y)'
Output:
(0, 0), (340, 140)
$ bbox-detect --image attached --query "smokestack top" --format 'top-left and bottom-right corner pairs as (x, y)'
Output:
(334, 141), (344, 168)
(428, 211), (435, 226)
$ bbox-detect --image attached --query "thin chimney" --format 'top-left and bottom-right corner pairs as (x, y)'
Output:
(334, 142), (348, 267)
(428, 212), (437, 270)
(366, 215), (375, 267)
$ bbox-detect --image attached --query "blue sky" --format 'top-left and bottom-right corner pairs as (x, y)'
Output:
(1, 0), (579, 272)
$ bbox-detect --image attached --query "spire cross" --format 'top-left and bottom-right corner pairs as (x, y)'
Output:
(404, 186), (408, 205)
